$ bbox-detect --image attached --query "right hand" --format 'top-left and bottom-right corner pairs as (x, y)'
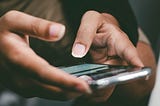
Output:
(0, 10), (91, 100)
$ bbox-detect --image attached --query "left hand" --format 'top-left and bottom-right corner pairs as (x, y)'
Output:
(71, 10), (143, 103)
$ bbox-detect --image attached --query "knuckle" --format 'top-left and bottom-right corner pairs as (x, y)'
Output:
(82, 10), (101, 22)
(83, 10), (102, 21)
(30, 18), (41, 35)
(9, 51), (21, 63)
(102, 13), (114, 20)
(101, 13), (119, 26)
(8, 48), (24, 64)
(2, 10), (20, 24)
(30, 18), (49, 38)
(84, 10), (99, 16)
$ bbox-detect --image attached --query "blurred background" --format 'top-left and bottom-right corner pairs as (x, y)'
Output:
(130, 1), (160, 106)
(129, 0), (160, 61)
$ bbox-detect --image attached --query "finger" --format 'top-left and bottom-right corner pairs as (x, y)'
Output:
(120, 43), (144, 67)
(28, 80), (82, 100)
(115, 31), (144, 67)
(74, 87), (114, 104)
(0, 61), (81, 100)
(26, 79), (83, 100)
(72, 11), (102, 58)
(89, 48), (108, 63)
(98, 24), (144, 67)
(0, 32), (91, 94)
(0, 10), (65, 41)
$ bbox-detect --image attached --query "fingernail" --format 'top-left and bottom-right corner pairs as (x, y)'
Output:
(49, 24), (65, 39)
(72, 43), (86, 58)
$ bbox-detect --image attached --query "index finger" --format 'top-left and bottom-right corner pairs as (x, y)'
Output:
(14, 48), (91, 94)
(0, 32), (91, 94)
(0, 10), (65, 41)
(72, 11), (102, 58)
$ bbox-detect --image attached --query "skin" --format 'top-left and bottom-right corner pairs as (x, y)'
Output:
(103, 41), (156, 106)
(0, 10), (156, 105)
(71, 11), (156, 105)
(0, 10), (91, 100)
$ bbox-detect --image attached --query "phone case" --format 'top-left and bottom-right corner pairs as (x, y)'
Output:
(60, 64), (151, 89)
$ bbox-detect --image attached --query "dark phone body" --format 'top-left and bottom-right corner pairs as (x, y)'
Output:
(60, 64), (151, 89)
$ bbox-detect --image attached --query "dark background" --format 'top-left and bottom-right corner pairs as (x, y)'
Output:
(129, 0), (160, 61)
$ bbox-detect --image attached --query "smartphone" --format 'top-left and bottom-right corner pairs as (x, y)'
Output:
(60, 63), (151, 89)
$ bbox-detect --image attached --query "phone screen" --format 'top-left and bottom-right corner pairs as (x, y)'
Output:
(60, 64), (129, 79)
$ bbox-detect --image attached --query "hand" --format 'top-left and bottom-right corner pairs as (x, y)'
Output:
(72, 10), (143, 66)
(71, 11), (143, 103)
(0, 10), (91, 100)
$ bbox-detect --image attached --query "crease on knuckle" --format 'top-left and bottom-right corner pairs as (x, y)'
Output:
(30, 19), (41, 36)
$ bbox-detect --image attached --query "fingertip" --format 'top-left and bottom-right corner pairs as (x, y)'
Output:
(75, 79), (92, 94)
(49, 24), (65, 41)
(136, 60), (144, 67)
(129, 56), (144, 67)
(138, 59), (144, 67)
(72, 43), (86, 58)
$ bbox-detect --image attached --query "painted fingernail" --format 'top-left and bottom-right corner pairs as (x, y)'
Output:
(72, 43), (86, 58)
(49, 24), (65, 39)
